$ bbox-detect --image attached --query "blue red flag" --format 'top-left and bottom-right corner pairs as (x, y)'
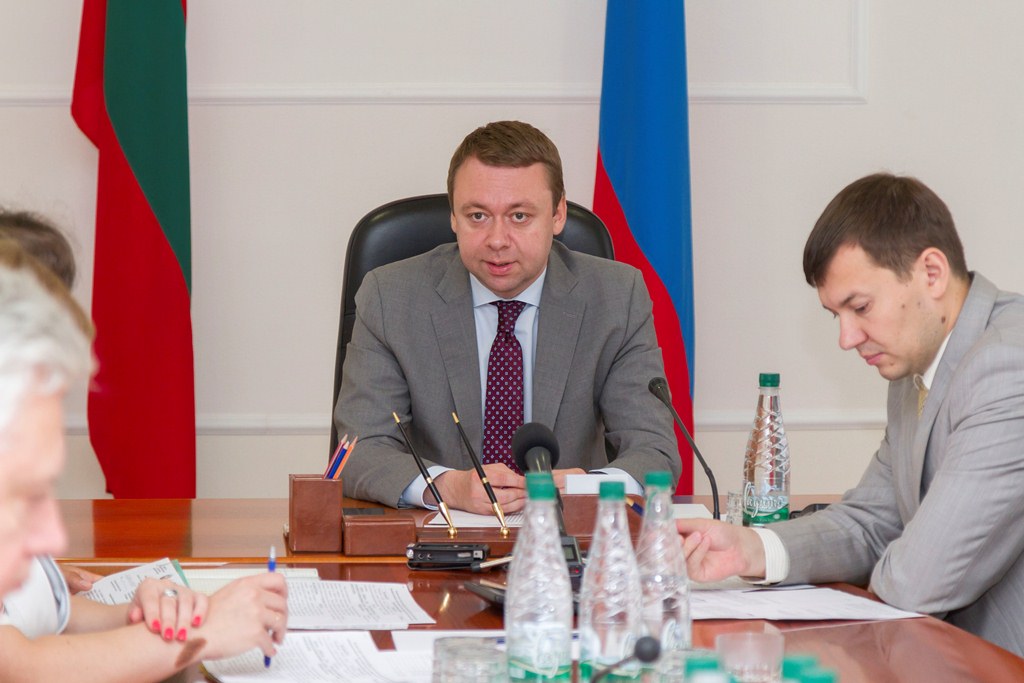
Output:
(594, 0), (696, 493)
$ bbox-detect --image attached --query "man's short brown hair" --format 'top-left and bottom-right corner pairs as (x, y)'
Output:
(803, 173), (969, 287)
(447, 121), (565, 211)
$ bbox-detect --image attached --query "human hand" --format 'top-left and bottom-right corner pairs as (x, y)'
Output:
(432, 464), (527, 514)
(676, 518), (766, 583)
(61, 564), (103, 594)
(551, 468), (585, 492)
(198, 572), (288, 661)
(128, 578), (209, 643)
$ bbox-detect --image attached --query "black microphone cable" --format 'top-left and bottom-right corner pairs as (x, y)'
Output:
(591, 636), (661, 683)
(649, 377), (720, 521)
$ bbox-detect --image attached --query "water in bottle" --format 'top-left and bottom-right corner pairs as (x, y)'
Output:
(505, 472), (573, 681)
(578, 480), (644, 681)
(743, 373), (791, 526)
(635, 470), (691, 675)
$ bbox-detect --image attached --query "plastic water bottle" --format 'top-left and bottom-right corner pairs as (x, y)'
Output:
(742, 373), (791, 526)
(635, 470), (691, 674)
(505, 472), (573, 681)
(579, 481), (644, 681)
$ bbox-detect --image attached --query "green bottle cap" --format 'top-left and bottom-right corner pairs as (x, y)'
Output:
(598, 480), (625, 500)
(759, 373), (780, 387)
(644, 470), (672, 489)
(684, 654), (720, 673)
(800, 666), (838, 683)
(525, 472), (556, 501)
(781, 654), (818, 678)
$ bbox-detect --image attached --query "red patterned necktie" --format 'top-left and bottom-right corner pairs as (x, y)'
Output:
(482, 300), (527, 473)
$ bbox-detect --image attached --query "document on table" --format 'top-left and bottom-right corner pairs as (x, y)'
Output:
(80, 558), (186, 604)
(691, 586), (922, 621)
(182, 567), (319, 595)
(426, 508), (524, 528)
(203, 631), (432, 683)
(287, 581), (436, 630)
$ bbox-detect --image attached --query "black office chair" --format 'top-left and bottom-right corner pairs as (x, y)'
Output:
(330, 192), (614, 454)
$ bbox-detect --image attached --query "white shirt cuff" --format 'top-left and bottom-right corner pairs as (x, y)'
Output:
(747, 527), (790, 585)
(398, 465), (453, 509)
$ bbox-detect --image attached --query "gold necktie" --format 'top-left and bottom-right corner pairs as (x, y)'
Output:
(918, 386), (929, 417)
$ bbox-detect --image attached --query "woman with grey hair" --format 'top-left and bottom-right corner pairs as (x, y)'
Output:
(0, 246), (288, 681)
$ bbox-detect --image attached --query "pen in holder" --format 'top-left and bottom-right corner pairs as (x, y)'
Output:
(287, 474), (343, 552)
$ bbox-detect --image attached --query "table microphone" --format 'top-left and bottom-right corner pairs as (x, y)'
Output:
(591, 636), (661, 683)
(648, 377), (720, 521)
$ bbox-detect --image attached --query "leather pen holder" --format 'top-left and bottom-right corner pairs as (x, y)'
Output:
(288, 474), (343, 552)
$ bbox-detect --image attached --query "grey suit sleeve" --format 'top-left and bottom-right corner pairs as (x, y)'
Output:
(774, 437), (905, 586)
(869, 343), (1024, 614)
(334, 271), (429, 506)
(779, 342), (1024, 616)
(596, 270), (682, 484)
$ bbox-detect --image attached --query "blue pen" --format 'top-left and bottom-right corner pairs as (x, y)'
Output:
(264, 546), (277, 668)
(325, 441), (349, 480)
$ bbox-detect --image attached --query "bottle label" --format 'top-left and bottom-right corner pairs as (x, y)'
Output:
(742, 484), (790, 526)
(578, 661), (641, 682)
(508, 660), (572, 681)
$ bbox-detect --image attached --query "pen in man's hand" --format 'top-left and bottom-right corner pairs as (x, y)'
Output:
(264, 545), (277, 668)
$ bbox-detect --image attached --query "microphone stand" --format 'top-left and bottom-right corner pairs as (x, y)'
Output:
(649, 378), (721, 521)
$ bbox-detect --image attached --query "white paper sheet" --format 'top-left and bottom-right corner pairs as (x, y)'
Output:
(691, 586), (922, 621)
(426, 509), (524, 528)
(80, 558), (185, 605)
(182, 567), (319, 596)
(203, 631), (431, 683)
(286, 581), (435, 630)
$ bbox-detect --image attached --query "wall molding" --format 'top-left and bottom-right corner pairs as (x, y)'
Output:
(64, 409), (886, 436)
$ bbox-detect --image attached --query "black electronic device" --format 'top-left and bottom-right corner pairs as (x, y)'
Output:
(406, 542), (489, 569)
(463, 580), (581, 613)
(561, 535), (585, 589)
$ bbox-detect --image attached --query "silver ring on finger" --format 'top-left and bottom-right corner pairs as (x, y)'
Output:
(163, 588), (179, 599)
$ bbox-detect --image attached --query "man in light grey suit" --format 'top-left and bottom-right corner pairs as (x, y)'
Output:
(678, 173), (1024, 656)
(336, 121), (680, 513)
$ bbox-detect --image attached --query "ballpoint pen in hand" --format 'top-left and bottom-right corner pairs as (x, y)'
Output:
(393, 411), (458, 538)
(452, 411), (509, 537)
(264, 546), (276, 668)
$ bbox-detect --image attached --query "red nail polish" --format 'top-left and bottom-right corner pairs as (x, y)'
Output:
(177, 628), (187, 641)
(152, 620), (161, 632)
(192, 615), (202, 627)
(164, 627), (173, 640)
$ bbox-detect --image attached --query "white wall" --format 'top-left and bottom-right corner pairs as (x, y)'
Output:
(2, 1), (1018, 499)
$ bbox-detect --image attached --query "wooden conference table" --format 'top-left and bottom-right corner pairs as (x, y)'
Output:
(58, 496), (1024, 682)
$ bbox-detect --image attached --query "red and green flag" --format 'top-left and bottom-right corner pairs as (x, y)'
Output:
(72, 0), (196, 498)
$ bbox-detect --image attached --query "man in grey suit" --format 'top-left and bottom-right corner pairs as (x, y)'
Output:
(678, 173), (1024, 656)
(336, 121), (680, 513)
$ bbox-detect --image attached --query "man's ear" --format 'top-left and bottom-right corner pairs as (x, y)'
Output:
(919, 247), (950, 299)
(552, 195), (567, 236)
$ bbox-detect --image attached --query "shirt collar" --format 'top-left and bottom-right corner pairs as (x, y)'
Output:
(915, 332), (951, 392)
(469, 269), (547, 309)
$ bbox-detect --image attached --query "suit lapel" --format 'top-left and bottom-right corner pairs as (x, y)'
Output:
(910, 274), (998, 500)
(533, 248), (585, 427)
(431, 251), (484, 447)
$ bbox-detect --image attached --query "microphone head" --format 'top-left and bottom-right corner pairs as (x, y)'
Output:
(648, 377), (670, 402)
(511, 422), (560, 472)
(633, 636), (661, 664)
